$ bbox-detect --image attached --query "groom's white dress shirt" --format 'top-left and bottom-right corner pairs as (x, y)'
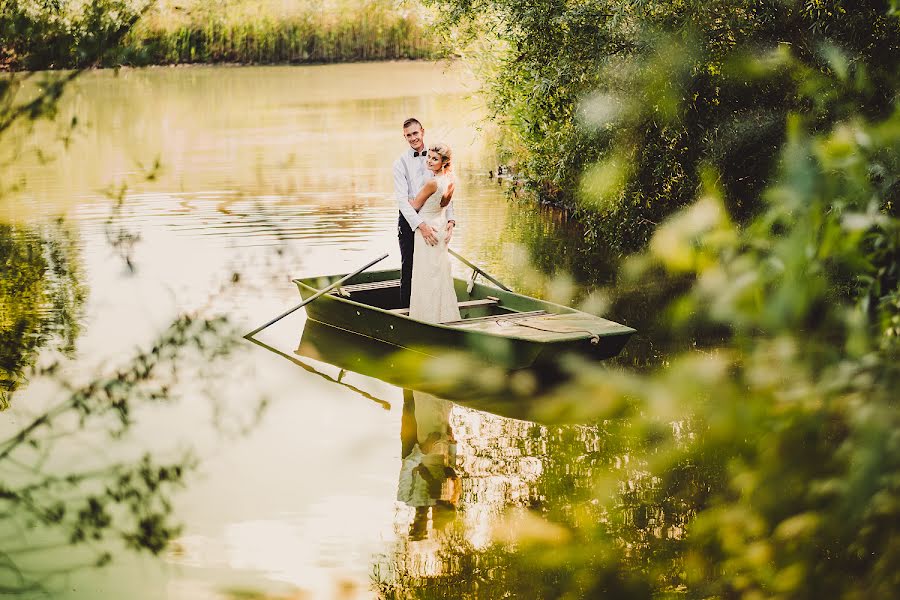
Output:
(393, 148), (456, 232)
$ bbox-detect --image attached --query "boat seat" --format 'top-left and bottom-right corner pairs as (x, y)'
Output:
(442, 309), (547, 326)
(332, 279), (401, 295)
(390, 297), (500, 316)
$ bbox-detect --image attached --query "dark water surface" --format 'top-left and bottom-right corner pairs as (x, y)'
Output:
(1, 63), (663, 599)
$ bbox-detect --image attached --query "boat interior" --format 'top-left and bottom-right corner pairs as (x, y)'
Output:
(326, 273), (553, 324)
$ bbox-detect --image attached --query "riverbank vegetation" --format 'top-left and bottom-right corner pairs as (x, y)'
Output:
(123, 0), (439, 66)
(391, 1), (900, 597)
(427, 0), (899, 254)
(1, 0), (440, 71)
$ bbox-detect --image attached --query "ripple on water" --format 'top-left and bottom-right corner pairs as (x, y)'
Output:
(73, 190), (400, 252)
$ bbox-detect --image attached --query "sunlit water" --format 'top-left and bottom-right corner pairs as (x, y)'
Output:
(1, 63), (642, 599)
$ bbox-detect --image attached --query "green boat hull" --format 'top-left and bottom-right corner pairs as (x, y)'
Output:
(293, 268), (635, 369)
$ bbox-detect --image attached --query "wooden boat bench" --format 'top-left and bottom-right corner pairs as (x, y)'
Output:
(332, 279), (401, 296)
(390, 296), (501, 316)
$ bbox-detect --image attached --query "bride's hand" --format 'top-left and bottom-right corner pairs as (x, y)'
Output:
(445, 221), (455, 243)
(440, 181), (455, 207)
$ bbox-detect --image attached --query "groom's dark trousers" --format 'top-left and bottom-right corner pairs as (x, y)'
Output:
(399, 213), (415, 308)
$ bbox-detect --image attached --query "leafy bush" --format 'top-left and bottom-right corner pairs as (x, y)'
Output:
(427, 0), (900, 254)
(392, 2), (900, 598)
(1, 0), (146, 70)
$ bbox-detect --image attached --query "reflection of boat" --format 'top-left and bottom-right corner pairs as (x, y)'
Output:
(293, 269), (635, 369)
(295, 320), (537, 421)
(295, 318), (420, 383)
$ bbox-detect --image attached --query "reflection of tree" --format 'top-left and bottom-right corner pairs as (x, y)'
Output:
(0, 221), (86, 409)
(0, 137), (259, 599)
(507, 200), (615, 286)
(0, 6), (264, 595)
(0, 315), (243, 596)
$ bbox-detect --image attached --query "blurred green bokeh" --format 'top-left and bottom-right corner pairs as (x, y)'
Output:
(392, 1), (900, 597)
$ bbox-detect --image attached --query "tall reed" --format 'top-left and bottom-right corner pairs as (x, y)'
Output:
(114, 0), (441, 66)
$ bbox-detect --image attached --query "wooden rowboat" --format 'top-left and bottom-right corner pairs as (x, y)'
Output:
(293, 268), (635, 369)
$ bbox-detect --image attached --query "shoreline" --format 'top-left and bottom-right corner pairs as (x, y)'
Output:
(2, 56), (462, 76)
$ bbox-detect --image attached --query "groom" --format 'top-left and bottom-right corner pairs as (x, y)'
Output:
(393, 117), (456, 308)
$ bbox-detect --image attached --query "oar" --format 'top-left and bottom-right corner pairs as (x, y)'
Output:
(448, 248), (512, 292)
(244, 335), (391, 410)
(245, 253), (389, 338)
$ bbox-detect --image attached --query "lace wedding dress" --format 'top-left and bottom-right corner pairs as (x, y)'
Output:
(408, 175), (461, 323)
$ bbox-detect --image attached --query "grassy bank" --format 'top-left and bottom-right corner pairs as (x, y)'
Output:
(1, 0), (441, 71)
(118, 0), (440, 66)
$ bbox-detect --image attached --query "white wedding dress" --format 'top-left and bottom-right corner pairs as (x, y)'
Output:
(408, 175), (461, 323)
(396, 392), (457, 507)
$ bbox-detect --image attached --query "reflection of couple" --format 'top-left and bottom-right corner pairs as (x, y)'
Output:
(397, 390), (460, 540)
(393, 118), (461, 324)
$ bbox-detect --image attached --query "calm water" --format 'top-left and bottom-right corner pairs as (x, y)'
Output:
(1, 63), (655, 599)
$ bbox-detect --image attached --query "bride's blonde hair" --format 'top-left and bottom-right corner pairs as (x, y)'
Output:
(429, 142), (452, 170)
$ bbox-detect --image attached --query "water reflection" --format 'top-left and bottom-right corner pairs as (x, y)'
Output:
(0, 221), (85, 409)
(1, 63), (485, 224)
(294, 319), (562, 421)
(247, 322), (591, 591)
(398, 390), (459, 541)
(259, 321), (704, 597)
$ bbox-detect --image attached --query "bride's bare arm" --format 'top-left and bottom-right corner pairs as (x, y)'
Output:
(410, 180), (438, 211)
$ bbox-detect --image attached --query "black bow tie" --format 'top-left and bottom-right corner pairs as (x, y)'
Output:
(413, 151), (425, 157)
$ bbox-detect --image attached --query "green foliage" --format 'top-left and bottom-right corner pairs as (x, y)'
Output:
(393, 2), (900, 598)
(0, 0), (148, 70)
(118, 0), (441, 65)
(0, 4), (257, 594)
(0, 0), (441, 70)
(427, 0), (900, 254)
(0, 316), (242, 595)
(588, 105), (900, 598)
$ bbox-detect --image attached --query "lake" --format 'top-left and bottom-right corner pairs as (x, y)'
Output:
(0, 62), (655, 599)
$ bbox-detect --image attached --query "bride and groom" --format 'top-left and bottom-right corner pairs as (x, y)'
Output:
(393, 118), (461, 324)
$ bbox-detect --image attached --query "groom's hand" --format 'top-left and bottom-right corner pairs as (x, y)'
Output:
(419, 222), (438, 246)
(445, 221), (455, 243)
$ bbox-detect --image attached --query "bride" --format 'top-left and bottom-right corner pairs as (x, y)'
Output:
(407, 143), (461, 324)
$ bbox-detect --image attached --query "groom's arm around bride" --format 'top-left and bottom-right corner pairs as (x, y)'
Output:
(393, 118), (459, 308)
